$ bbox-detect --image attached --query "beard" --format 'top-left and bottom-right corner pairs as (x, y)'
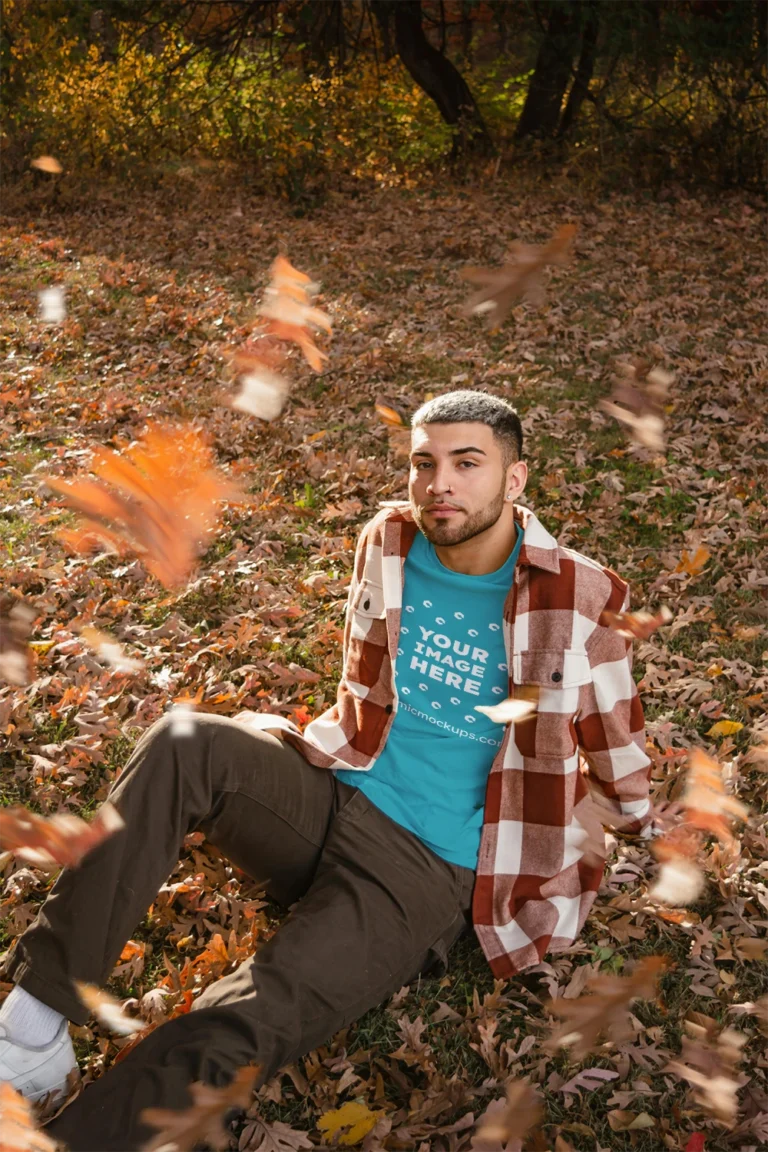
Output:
(412, 484), (506, 547)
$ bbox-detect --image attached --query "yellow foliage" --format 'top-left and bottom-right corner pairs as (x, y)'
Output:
(317, 1101), (385, 1146)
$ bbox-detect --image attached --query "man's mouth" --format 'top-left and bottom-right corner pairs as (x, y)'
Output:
(424, 504), (463, 519)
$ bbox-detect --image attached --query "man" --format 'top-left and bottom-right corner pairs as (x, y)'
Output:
(0, 390), (653, 1150)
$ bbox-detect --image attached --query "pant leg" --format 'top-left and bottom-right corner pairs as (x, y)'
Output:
(46, 788), (476, 1152)
(3, 713), (348, 1024)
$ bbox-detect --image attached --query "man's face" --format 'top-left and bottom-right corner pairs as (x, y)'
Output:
(409, 422), (511, 547)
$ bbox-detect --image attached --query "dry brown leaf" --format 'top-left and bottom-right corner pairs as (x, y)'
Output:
(0, 802), (124, 870)
(471, 1080), (542, 1150)
(599, 358), (673, 451)
(544, 955), (669, 1059)
(43, 423), (242, 589)
(461, 223), (577, 327)
(665, 1014), (747, 1125)
(0, 1082), (59, 1152)
(140, 1065), (259, 1151)
(0, 596), (38, 686)
(74, 983), (145, 1035)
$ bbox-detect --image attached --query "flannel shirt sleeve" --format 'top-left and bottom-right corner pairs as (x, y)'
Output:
(574, 585), (653, 837)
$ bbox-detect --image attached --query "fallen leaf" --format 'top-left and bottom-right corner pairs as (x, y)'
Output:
(675, 546), (711, 577)
(316, 1101), (385, 1146)
(706, 720), (744, 738)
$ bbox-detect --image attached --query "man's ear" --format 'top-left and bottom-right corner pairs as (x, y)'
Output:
(505, 459), (528, 500)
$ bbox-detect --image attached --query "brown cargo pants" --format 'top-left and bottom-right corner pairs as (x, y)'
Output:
(3, 713), (475, 1151)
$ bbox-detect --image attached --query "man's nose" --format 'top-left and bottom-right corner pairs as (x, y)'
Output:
(426, 469), (451, 494)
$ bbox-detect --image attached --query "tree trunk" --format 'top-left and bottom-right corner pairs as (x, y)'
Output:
(516, 1), (580, 139)
(300, 0), (347, 76)
(375, 0), (491, 154)
(557, 3), (599, 138)
(371, 1), (395, 61)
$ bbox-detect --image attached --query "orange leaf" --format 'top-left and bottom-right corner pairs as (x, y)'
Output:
(0, 1082), (59, 1151)
(43, 423), (242, 589)
(0, 802), (124, 870)
(675, 546), (711, 577)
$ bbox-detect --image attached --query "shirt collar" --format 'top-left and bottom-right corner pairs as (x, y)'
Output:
(379, 501), (561, 575)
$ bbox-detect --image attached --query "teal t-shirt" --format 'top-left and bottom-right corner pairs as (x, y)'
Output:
(336, 524), (523, 870)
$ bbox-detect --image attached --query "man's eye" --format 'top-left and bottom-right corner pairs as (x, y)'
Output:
(458, 460), (477, 468)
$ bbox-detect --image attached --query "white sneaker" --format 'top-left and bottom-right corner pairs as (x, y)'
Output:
(0, 1018), (78, 1103)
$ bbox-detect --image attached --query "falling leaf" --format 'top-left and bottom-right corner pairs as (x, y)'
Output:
(140, 1065), (258, 1151)
(31, 155), (62, 174)
(258, 255), (331, 370)
(544, 956), (669, 1060)
(599, 360), (673, 452)
(43, 422), (242, 589)
(38, 286), (65, 323)
(600, 605), (673, 641)
(461, 223), (577, 328)
(0, 802), (124, 870)
(231, 366), (291, 421)
(79, 624), (145, 673)
(74, 983), (145, 1035)
(474, 697), (538, 725)
(374, 401), (411, 459)
(471, 1080), (543, 1149)
(681, 748), (749, 847)
(0, 596), (38, 685)
(0, 1082), (59, 1152)
(648, 857), (706, 906)
(665, 1016), (747, 1125)
(316, 1101), (386, 1147)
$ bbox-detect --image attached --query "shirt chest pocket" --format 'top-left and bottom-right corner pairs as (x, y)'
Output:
(347, 580), (389, 689)
(511, 648), (592, 759)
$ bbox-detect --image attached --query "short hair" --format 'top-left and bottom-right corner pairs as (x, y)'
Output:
(411, 389), (523, 463)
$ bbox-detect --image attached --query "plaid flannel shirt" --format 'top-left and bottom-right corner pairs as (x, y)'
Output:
(280, 502), (653, 979)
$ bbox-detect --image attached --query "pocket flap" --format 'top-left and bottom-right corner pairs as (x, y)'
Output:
(350, 580), (386, 619)
(512, 648), (591, 689)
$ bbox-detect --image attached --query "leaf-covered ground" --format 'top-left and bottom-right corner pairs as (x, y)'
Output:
(1, 175), (767, 1152)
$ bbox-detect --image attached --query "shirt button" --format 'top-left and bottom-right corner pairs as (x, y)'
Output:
(551, 671), (562, 682)
(363, 598), (371, 610)
(385, 704), (393, 714)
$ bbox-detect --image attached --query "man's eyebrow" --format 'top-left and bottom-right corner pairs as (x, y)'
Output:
(411, 446), (487, 458)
